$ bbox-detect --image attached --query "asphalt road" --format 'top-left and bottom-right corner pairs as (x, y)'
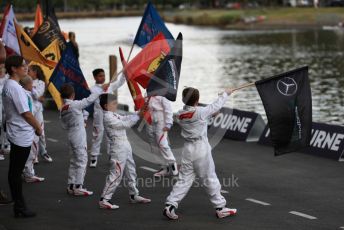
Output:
(0, 110), (343, 230)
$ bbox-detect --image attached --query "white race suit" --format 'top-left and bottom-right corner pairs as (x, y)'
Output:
(90, 74), (126, 158)
(166, 92), (230, 209)
(0, 75), (10, 149)
(32, 79), (47, 157)
(23, 90), (39, 178)
(100, 111), (140, 200)
(146, 96), (176, 164)
(60, 92), (101, 185)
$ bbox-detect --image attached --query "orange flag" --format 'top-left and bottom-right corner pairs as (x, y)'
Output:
(32, 3), (43, 36)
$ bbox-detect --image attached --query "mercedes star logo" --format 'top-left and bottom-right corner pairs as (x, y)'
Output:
(277, 77), (297, 96)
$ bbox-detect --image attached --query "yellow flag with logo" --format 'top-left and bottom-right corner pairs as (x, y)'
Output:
(15, 22), (56, 68)
(30, 39), (63, 109)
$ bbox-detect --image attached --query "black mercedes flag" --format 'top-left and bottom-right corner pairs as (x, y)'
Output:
(255, 66), (312, 156)
(146, 33), (183, 101)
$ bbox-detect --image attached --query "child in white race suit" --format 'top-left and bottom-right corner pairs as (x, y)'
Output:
(60, 79), (123, 196)
(28, 64), (53, 163)
(163, 87), (237, 220)
(146, 96), (178, 177)
(0, 62), (10, 160)
(60, 83), (105, 196)
(89, 69), (126, 168)
(20, 76), (45, 183)
(98, 93), (151, 209)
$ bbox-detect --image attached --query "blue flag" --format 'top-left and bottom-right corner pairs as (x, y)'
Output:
(49, 42), (90, 101)
(133, 2), (174, 48)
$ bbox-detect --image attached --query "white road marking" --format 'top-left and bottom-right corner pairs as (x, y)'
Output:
(44, 120), (51, 123)
(245, 198), (271, 206)
(47, 138), (58, 143)
(339, 227), (344, 229)
(140, 166), (158, 173)
(289, 211), (317, 220)
(220, 190), (229, 194)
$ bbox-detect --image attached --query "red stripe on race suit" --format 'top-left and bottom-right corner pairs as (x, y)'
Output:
(61, 104), (70, 112)
(179, 111), (195, 120)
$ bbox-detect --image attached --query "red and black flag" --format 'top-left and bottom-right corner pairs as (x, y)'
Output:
(255, 66), (312, 156)
(146, 33), (183, 101)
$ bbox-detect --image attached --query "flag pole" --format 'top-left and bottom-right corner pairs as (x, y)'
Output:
(110, 44), (134, 82)
(126, 43), (134, 62)
(231, 82), (255, 93)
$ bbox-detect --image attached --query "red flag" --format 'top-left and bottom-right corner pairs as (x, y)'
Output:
(119, 47), (145, 110)
(0, 4), (10, 37)
(119, 47), (152, 124)
(124, 33), (170, 89)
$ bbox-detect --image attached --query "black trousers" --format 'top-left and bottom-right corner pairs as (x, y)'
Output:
(8, 142), (31, 204)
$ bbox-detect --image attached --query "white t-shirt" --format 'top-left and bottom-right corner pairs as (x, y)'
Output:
(2, 79), (34, 147)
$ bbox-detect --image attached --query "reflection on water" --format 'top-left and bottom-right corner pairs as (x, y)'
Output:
(23, 17), (344, 125)
(220, 29), (344, 125)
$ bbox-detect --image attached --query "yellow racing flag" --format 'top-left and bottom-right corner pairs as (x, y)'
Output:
(30, 39), (63, 109)
(15, 22), (56, 68)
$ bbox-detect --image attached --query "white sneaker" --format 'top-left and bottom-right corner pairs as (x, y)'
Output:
(130, 195), (151, 204)
(216, 207), (237, 219)
(73, 187), (93, 196)
(163, 204), (178, 220)
(154, 167), (169, 177)
(24, 176), (45, 183)
(0, 154), (4, 161)
(169, 163), (178, 176)
(99, 199), (119, 210)
(42, 153), (53, 163)
(89, 157), (97, 168)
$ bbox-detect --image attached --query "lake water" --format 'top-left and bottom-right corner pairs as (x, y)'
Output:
(24, 17), (344, 125)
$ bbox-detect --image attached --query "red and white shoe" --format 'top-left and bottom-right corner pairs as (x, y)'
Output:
(130, 195), (151, 204)
(216, 207), (237, 219)
(24, 176), (45, 183)
(154, 167), (169, 177)
(73, 187), (93, 196)
(99, 199), (119, 210)
(163, 204), (178, 220)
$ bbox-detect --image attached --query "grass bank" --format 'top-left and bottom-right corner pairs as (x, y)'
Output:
(162, 7), (344, 29)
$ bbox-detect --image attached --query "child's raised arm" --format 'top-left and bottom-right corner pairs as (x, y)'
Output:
(106, 73), (126, 93)
(199, 88), (233, 120)
(71, 84), (108, 110)
(107, 114), (140, 129)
